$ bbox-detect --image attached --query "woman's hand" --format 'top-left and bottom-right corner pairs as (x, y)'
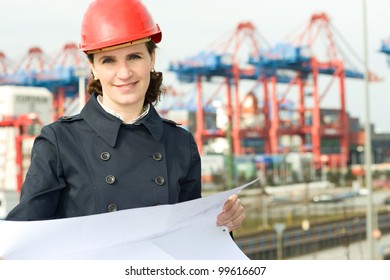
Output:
(216, 194), (245, 232)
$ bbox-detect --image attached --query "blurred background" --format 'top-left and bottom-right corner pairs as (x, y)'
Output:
(1, 0), (390, 260)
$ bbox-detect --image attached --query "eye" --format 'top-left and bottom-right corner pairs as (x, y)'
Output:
(101, 57), (115, 64)
(127, 54), (142, 60)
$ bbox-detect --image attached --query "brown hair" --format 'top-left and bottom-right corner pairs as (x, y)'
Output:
(86, 40), (164, 105)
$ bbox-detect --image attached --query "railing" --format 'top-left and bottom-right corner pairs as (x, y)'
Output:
(236, 212), (390, 259)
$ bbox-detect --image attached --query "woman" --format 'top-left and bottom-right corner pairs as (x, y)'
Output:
(6, 0), (245, 232)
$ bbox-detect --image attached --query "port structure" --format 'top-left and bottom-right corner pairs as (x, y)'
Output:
(0, 43), (89, 119)
(170, 13), (379, 171)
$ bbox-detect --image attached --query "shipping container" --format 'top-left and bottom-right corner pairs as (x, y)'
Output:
(0, 85), (53, 125)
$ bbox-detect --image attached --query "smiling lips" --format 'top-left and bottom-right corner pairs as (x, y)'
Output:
(115, 82), (137, 89)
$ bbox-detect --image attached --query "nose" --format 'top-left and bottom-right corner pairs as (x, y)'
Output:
(116, 62), (132, 79)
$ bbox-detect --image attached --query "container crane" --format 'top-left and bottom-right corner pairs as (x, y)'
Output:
(49, 43), (89, 118)
(249, 12), (378, 168)
(169, 21), (295, 155)
(0, 43), (89, 119)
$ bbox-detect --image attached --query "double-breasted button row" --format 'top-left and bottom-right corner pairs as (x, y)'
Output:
(106, 175), (116, 184)
(153, 152), (163, 161)
(107, 204), (118, 212)
(155, 176), (165, 186)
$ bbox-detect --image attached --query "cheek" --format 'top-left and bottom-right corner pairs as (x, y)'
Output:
(141, 65), (151, 82)
(96, 69), (114, 84)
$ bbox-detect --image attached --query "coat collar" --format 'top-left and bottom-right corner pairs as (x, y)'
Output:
(81, 93), (164, 147)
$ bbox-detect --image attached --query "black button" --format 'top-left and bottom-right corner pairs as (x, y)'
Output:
(106, 175), (116, 184)
(100, 152), (111, 161)
(154, 176), (165, 186)
(107, 204), (118, 212)
(61, 116), (71, 120)
(153, 152), (163, 161)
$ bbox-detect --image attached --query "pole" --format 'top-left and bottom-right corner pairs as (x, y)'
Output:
(195, 76), (204, 153)
(274, 223), (286, 260)
(362, 0), (375, 259)
(261, 189), (269, 229)
(225, 78), (235, 189)
(226, 122), (235, 189)
(74, 68), (89, 113)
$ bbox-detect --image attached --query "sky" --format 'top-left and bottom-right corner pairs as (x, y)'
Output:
(1, 0), (390, 132)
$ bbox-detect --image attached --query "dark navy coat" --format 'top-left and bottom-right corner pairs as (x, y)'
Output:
(6, 93), (201, 220)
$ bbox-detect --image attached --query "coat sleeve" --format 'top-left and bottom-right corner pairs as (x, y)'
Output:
(178, 133), (202, 202)
(6, 125), (66, 221)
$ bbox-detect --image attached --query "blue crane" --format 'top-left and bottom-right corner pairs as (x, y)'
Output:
(249, 42), (365, 80)
(0, 44), (89, 98)
(380, 38), (390, 67)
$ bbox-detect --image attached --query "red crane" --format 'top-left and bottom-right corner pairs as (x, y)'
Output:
(295, 13), (348, 168)
(50, 42), (90, 119)
(169, 21), (271, 155)
(251, 13), (378, 169)
(51, 42), (86, 69)
(16, 46), (50, 74)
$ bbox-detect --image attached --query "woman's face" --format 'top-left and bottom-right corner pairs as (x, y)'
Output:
(90, 43), (155, 112)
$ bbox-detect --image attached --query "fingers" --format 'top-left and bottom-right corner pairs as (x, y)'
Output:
(228, 211), (246, 232)
(216, 195), (238, 225)
(223, 194), (238, 213)
(216, 194), (246, 232)
(225, 197), (243, 223)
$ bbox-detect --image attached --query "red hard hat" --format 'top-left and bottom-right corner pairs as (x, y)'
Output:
(79, 0), (162, 53)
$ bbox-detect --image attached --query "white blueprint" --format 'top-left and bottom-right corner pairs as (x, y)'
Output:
(0, 180), (257, 260)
